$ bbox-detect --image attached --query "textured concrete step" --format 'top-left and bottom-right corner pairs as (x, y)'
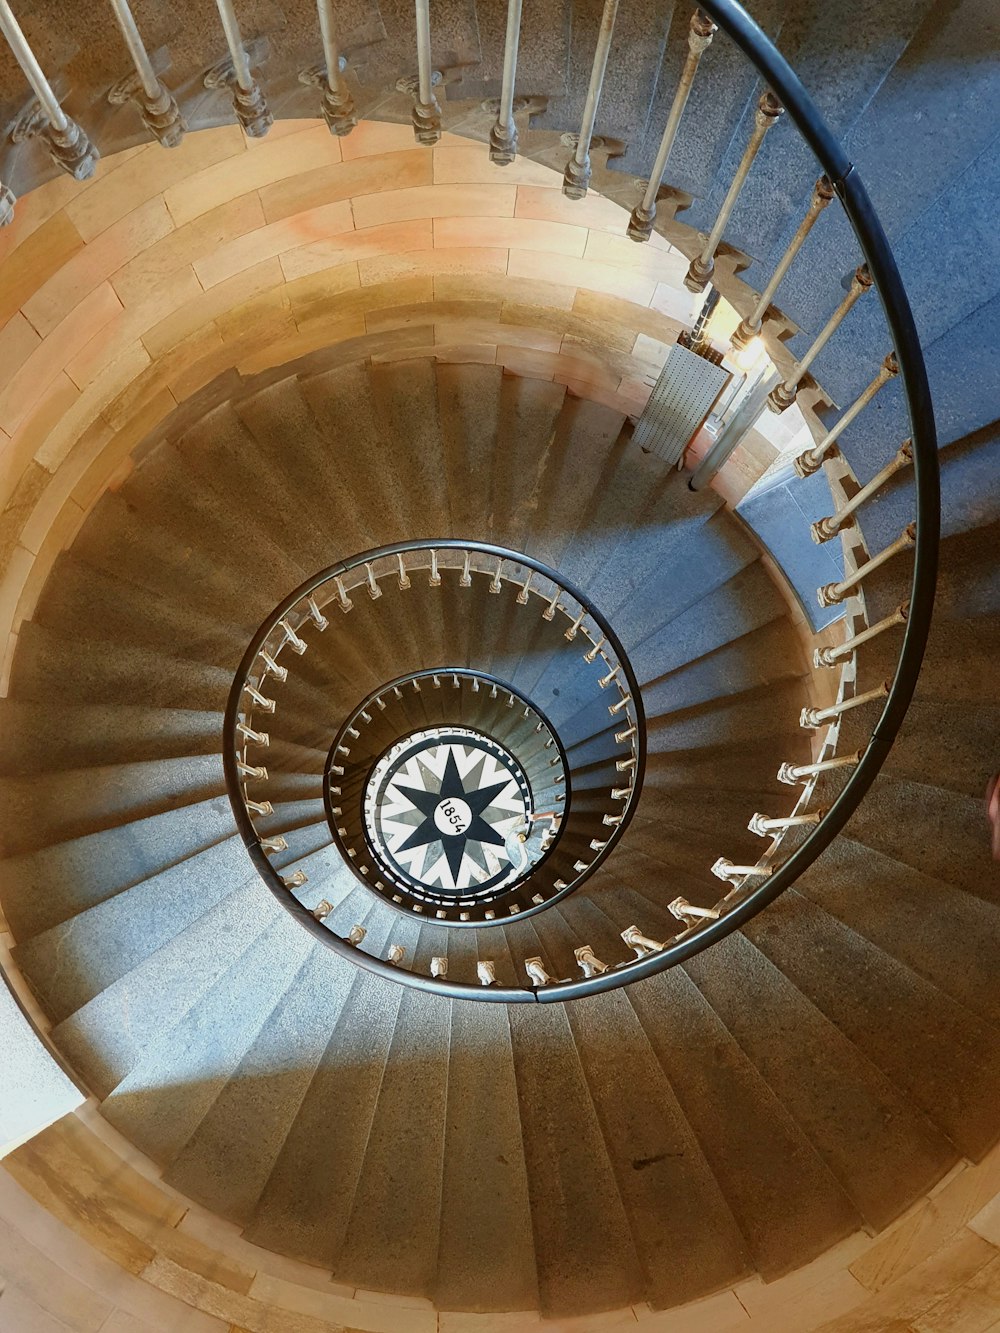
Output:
(629, 965), (861, 1280)
(436, 362), (505, 538)
(886, 698), (1000, 798)
(0, 702), (222, 776)
(244, 939), (405, 1265)
(31, 551), (245, 670)
(13, 835), (247, 1025)
(799, 836), (1000, 1031)
(488, 373), (567, 555)
(0, 797), (236, 942)
(507, 998), (646, 1316)
(330, 985), (451, 1295)
(434, 999), (538, 1311)
(235, 377), (382, 567)
(742, 890), (1000, 1159)
(53, 878), (286, 1097)
(177, 399), (335, 582)
(844, 775), (999, 907)
(370, 358), (453, 542)
(100, 912), (316, 1166)
(125, 433), (311, 596)
(684, 929), (955, 1231)
(566, 983), (752, 1309)
(645, 676), (810, 752)
(164, 940), (360, 1224)
(0, 756), (225, 859)
(11, 621), (231, 712)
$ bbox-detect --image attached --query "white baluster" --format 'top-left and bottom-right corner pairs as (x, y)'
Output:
(730, 176), (835, 348)
(364, 562), (382, 600)
(628, 9), (716, 241)
(813, 603), (908, 667)
(584, 635), (606, 663)
(490, 558), (503, 594)
(387, 943), (406, 965)
(460, 551), (472, 587)
(334, 576), (353, 611)
(279, 618), (307, 653)
(108, 0), (186, 146)
(237, 760), (268, 780)
(777, 750), (862, 785)
(800, 680), (890, 728)
(396, 553), (411, 589)
(211, 0), (272, 136)
(609, 693), (632, 716)
(411, 0), (441, 144)
(574, 945), (609, 977)
(281, 870), (308, 888)
(711, 857), (772, 883)
(818, 523), (915, 607)
(668, 896), (721, 926)
(768, 266), (874, 412)
(565, 609), (586, 641)
(306, 596), (329, 630)
(621, 924), (665, 957)
(563, 0), (620, 199)
(260, 835), (287, 853)
(490, 0), (523, 164)
(477, 960), (497, 986)
(312, 900), (332, 921)
(811, 442), (912, 543)
(685, 92), (783, 291)
(0, 0), (100, 177)
(517, 571), (533, 604)
(316, 0), (357, 135)
(430, 956), (448, 978)
(347, 924), (366, 946)
(259, 650), (287, 680)
(428, 549), (441, 586)
(245, 798), (273, 816)
(237, 721), (269, 746)
(748, 809), (824, 836)
(525, 956), (553, 986)
(243, 683), (275, 711)
(794, 353), (898, 476)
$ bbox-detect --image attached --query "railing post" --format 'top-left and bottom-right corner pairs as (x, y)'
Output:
(767, 264), (873, 412)
(684, 90), (783, 292)
(489, 0), (523, 165)
(628, 8), (716, 242)
(817, 523), (915, 607)
(562, 0), (619, 199)
(316, 0), (357, 135)
(411, 0), (442, 144)
(730, 175), (834, 349)
(212, 0), (272, 137)
(794, 353), (898, 476)
(0, 0), (99, 178)
(811, 441), (912, 543)
(107, 0), (185, 146)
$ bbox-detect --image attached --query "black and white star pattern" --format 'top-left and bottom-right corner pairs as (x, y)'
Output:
(366, 731), (531, 895)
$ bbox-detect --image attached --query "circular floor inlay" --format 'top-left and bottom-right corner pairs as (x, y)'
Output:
(365, 729), (532, 895)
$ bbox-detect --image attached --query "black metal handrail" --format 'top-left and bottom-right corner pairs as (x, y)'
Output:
(221, 2), (938, 1003)
(223, 539), (647, 1000)
(533, 0), (939, 1001)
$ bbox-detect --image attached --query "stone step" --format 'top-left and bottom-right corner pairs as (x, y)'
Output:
(0, 797), (237, 942)
(628, 963), (861, 1281)
(0, 755), (225, 859)
(507, 998), (646, 1316)
(0, 702), (222, 777)
(741, 890), (1000, 1159)
(53, 877), (286, 1097)
(13, 835), (248, 1026)
(683, 928), (955, 1232)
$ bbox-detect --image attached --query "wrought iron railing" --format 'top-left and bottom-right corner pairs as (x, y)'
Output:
(2, 0), (938, 1000)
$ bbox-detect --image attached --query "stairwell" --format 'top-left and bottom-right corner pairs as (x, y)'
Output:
(0, 0), (997, 1330)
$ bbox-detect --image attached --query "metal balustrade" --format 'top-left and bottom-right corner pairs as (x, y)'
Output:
(0, 0), (936, 1000)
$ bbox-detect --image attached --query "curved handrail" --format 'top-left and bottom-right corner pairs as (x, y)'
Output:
(534, 0), (939, 1000)
(221, 2), (938, 1003)
(223, 539), (646, 999)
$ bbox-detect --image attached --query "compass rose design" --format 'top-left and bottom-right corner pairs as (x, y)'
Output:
(365, 730), (531, 896)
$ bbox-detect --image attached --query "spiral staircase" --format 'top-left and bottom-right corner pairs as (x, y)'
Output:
(0, 0), (998, 1330)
